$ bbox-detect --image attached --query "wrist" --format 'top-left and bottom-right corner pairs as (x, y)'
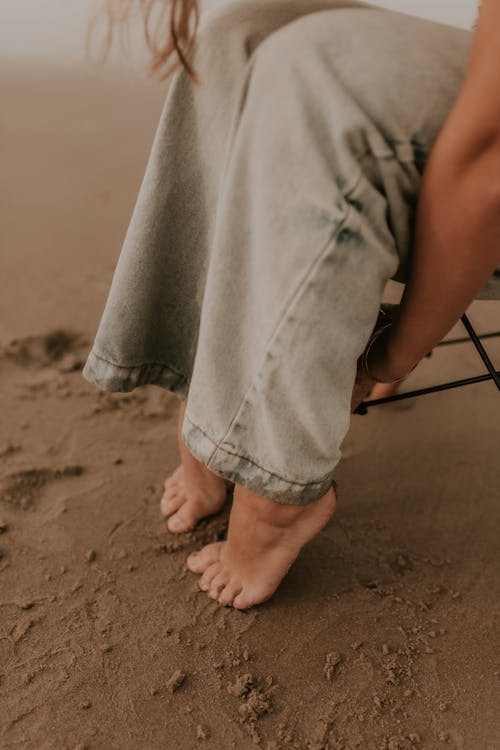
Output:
(382, 329), (420, 379)
(363, 323), (419, 383)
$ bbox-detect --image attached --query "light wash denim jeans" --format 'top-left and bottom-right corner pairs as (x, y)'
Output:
(83, 0), (500, 504)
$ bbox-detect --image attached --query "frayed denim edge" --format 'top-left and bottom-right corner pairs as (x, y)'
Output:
(82, 350), (188, 398)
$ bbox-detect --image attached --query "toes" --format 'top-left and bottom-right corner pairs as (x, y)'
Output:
(198, 561), (222, 591)
(218, 579), (243, 607)
(186, 542), (224, 573)
(164, 468), (181, 490)
(163, 476), (179, 491)
(160, 490), (184, 517)
(232, 586), (272, 610)
(207, 570), (230, 599)
(166, 508), (197, 533)
(232, 590), (253, 610)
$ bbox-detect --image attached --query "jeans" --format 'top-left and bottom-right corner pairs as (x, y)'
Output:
(83, 0), (499, 504)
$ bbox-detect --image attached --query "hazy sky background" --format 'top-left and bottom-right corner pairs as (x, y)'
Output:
(0, 0), (478, 66)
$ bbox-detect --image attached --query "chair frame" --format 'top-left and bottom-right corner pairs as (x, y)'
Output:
(355, 313), (500, 415)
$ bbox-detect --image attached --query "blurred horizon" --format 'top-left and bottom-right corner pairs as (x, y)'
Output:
(0, 0), (478, 69)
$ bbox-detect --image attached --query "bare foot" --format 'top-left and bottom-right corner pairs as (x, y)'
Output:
(186, 481), (337, 609)
(161, 403), (228, 533)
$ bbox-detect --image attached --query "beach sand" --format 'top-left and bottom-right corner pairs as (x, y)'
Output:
(1, 64), (499, 750)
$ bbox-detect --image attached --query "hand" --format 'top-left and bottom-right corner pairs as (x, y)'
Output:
(350, 333), (407, 414)
(362, 323), (413, 384)
(350, 304), (419, 414)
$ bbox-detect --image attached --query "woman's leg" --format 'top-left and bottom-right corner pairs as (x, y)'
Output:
(83, 0), (374, 532)
(83, 2), (473, 606)
(83, 0), (371, 397)
(154, 0), (374, 531)
(181, 9), (473, 606)
(182, 8), (472, 503)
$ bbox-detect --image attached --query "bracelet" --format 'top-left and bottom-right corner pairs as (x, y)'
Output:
(361, 321), (410, 384)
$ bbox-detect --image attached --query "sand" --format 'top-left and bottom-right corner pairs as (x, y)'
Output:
(1, 64), (499, 750)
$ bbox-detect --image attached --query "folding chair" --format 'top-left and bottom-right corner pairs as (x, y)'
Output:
(354, 287), (500, 416)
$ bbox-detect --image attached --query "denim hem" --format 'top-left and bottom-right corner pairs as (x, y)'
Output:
(81, 350), (188, 398)
(182, 413), (336, 505)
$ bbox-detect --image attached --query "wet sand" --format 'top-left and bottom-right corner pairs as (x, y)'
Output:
(1, 64), (499, 750)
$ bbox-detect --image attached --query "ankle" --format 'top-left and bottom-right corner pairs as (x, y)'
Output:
(233, 484), (334, 527)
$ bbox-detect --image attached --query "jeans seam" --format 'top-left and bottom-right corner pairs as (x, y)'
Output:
(184, 413), (333, 488)
(88, 349), (188, 380)
(201, 202), (354, 470)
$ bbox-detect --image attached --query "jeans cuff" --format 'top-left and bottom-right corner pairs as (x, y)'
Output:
(182, 413), (336, 505)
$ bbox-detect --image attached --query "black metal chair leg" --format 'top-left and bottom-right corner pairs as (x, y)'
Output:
(461, 314), (500, 391)
(355, 312), (500, 415)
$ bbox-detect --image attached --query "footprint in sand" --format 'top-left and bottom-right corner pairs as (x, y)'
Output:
(0, 465), (85, 511)
(1, 329), (87, 371)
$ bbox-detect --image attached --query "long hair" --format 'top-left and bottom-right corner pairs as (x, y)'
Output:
(86, 0), (201, 84)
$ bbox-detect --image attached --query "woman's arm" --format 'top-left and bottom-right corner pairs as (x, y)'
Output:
(367, 0), (500, 382)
